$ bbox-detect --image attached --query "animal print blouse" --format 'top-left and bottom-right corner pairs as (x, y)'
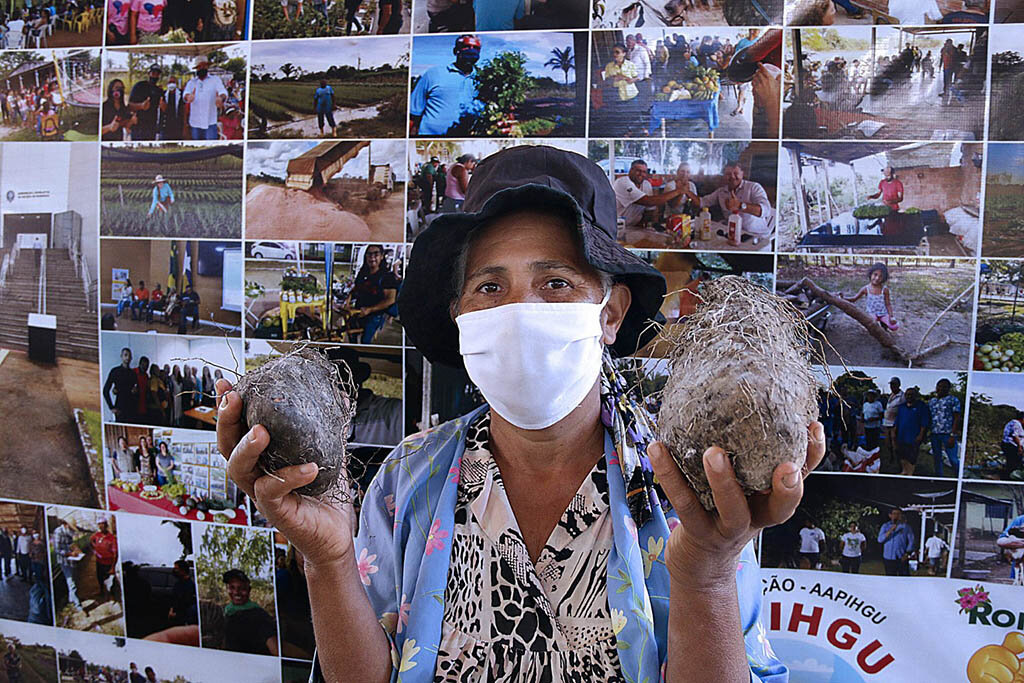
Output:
(434, 412), (622, 681)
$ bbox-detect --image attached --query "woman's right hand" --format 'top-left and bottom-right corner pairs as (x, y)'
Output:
(215, 379), (356, 569)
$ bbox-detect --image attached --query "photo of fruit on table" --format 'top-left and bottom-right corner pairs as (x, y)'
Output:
(108, 479), (248, 524)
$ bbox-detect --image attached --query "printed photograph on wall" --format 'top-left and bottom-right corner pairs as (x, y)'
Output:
(193, 524), (279, 657)
(118, 514), (199, 645)
(100, 239), (243, 337)
(407, 138), (587, 241)
(965, 372), (1024, 481)
(589, 139), (779, 251)
(246, 340), (402, 449)
(775, 255), (975, 370)
(244, 242), (405, 346)
(0, 620), (58, 682)
(251, 0), (409, 39)
(982, 143), (1024, 256)
(246, 140), (406, 243)
(0, 142), (101, 510)
(416, 0), (588, 33)
(777, 142), (983, 256)
(248, 37), (409, 139)
(102, 45), (249, 142)
(100, 331), (244, 430)
(811, 367), (966, 478)
(782, 26), (989, 141)
(104, 0), (250, 43)
(0, 502), (53, 626)
(99, 143), (244, 239)
(785, 0), (991, 25)
(0, 50), (100, 142)
(2, 5), (104, 47)
(273, 534), (313, 661)
(590, 28), (783, 139)
(974, 259), (1024, 374)
(46, 507), (125, 636)
(594, 0), (783, 28)
(761, 474), (956, 578)
(629, 250), (774, 356)
(102, 425), (248, 524)
(988, 26), (1024, 141)
(56, 632), (127, 682)
(410, 31), (587, 138)
(951, 482), (1024, 585)
(122, 636), (282, 682)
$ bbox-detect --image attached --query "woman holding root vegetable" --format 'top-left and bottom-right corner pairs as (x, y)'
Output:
(216, 146), (825, 682)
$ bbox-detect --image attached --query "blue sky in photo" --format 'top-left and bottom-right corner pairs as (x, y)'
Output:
(411, 32), (577, 84)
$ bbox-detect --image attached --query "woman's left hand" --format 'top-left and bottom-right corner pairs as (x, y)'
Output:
(648, 421), (826, 589)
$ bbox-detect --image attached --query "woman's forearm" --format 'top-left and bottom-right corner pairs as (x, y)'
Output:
(306, 558), (392, 683)
(666, 577), (748, 683)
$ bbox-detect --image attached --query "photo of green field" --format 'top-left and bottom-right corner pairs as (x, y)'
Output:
(983, 143), (1024, 257)
(100, 143), (244, 239)
(249, 37), (408, 139)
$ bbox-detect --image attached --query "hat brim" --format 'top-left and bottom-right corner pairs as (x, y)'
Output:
(399, 184), (667, 369)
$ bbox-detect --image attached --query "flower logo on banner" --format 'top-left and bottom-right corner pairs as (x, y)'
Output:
(955, 584), (991, 614)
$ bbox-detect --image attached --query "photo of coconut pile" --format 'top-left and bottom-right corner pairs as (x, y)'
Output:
(245, 140), (405, 243)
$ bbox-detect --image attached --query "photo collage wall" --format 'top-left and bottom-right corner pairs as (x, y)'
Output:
(1, 0), (1024, 679)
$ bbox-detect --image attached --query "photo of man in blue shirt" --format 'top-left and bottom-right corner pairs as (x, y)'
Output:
(878, 507), (916, 576)
(409, 34), (483, 136)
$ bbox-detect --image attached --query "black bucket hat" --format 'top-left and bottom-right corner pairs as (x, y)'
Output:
(399, 145), (667, 369)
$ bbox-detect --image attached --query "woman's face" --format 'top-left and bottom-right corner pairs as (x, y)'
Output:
(160, 443), (169, 456)
(455, 210), (631, 347)
(118, 437), (128, 450)
(111, 81), (124, 101)
(870, 269), (884, 286)
(612, 47), (626, 65)
(365, 248), (383, 269)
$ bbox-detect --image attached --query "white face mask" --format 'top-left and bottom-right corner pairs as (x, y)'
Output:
(167, 83), (177, 92)
(456, 290), (610, 430)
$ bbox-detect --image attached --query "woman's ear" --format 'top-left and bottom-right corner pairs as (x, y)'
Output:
(601, 283), (632, 346)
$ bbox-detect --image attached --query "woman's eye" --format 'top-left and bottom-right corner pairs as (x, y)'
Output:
(545, 278), (571, 289)
(477, 282), (500, 294)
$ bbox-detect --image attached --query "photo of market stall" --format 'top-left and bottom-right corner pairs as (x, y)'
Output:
(778, 141), (982, 255)
(590, 139), (778, 251)
(244, 242), (404, 346)
(783, 26), (988, 141)
(973, 259), (1024, 375)
(590, 27), (782, 139)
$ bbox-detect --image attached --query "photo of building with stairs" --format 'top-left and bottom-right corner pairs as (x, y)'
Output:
(0, 143), (102, 509)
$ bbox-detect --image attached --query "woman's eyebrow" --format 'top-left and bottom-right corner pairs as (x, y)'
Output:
(465, 265), (507, 281)
(530, 260), (581, 274)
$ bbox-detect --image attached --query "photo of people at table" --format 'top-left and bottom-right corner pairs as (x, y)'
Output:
(590, 28), (783, 139)
(100, 331), (243, 430)
(589, 139), (778, 250)
(952, 482), (1024, 585)
(100, 239), (243, 338)
(783, 26), (989, 141)
(778, 141), (982, 255)
(785, 0), (990, 25)
(46, 507), (125, 636)
(244, 242), (404, 346)
(102, 424), (248, 523)
(761, 474), (955, 577)
(776, 255), (975, 370)
(812, 367), (966, 478)
(0, 502), (52, 626)
(118, 514), (199, 645)
(409, 32), (587, 138)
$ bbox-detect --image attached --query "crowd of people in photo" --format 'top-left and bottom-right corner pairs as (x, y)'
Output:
(106, 0), (243, 44)
(595, 30), (779, 138)
(817, 375), (963, 478)
(0, 526), (46, 586)
(103, 346), (224, 428)
(789, 38), (976, 117)
(0, 74), (69, 140)
(106, 433), (178, 484)
(0, 0), (102, 48)
(102, 57), (245, 142)
(795, 513), (949, 577)
(278, 0), (404, 34)
(107, 277), (202, 334)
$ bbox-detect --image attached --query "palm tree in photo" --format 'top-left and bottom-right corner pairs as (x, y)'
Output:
(544, 46), (574, 85)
